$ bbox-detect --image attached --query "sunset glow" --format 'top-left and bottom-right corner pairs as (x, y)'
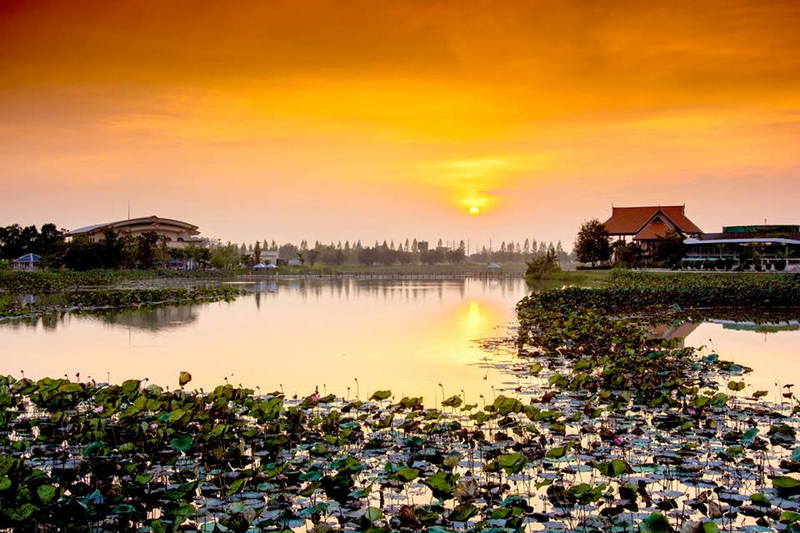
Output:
(1, 0), (798, 247)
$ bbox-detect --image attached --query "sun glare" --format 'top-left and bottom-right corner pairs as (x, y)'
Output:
(468, 206), (480, 215)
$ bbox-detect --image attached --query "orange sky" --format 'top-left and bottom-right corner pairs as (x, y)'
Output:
(1, 0), (798, 249)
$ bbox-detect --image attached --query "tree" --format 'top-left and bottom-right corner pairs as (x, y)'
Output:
(135, 231), (161, 268)
(209, 242), (241, 269)
(649, 230), (685, 268)
(0, 224), (38, 260)
(574, 219), (612, 267)
(613, 240), (643, 268)
(100, 229), (127, 269)
(35, 223), (64, 259)
(60, 237), (103, 270)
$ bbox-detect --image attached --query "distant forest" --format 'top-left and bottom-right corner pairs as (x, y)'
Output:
(243, 238), (570, 267)
(0, 223), (570, 270)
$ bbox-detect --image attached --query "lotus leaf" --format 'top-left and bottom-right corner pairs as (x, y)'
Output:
(441, 395), (463, 408)
(774, 476), (800, 492)
(449, 503), (478, 522)
(492, 395), (522, 415)
(168, 436), (193, 452)
(423, 471), (459, 500)
(394, 467), (419, 482)
(594, 459), (632, 477)
(179, 371), (192, 387)
(364, 506), (382, 522)
(35, 484), (58, 506)
(639, 512), (672, 532)
(727, 380), (745, 392)
(545, 443), (572, 459)
(82, 441), (104, 458)
(370, 390), (391, 401)
(497, 453), (526, 474)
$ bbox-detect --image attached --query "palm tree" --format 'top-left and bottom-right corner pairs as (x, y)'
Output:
(775, 247), (793, 271)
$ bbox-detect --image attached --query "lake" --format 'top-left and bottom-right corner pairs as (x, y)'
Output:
(1, 277), (798, 403)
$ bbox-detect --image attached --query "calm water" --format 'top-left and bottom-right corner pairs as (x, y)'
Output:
(1, 278), (797, 403)
(1, 279), (528, 403)
(685, 320), (800, 395)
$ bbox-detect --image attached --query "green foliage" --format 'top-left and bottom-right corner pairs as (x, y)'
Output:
(593, 459), (631, 477)
(614, 240), (644, 268)
(0, 270), (798, 531)
(369, 389), (392, 401)
(574, 219), (612, 266)
(525, 248), (561, 281)
(1, 283), (242, 318)
(649, 229), (686, 268)
(639, 512), (673, 532)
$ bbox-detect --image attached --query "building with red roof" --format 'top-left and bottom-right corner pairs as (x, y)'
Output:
(603, 205), (702, 246)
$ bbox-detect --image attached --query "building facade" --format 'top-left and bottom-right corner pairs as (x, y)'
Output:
(67, 216), (202, 249)
(684, 225), (800, 268)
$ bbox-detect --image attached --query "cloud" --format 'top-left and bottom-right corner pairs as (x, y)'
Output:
(1, 0), (798, 245)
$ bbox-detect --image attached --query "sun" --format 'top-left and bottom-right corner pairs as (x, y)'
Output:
(468, 206), (480, 216)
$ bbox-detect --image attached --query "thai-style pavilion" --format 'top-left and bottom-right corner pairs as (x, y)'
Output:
(603, 205), (703, 247)
(66, 216), (202, 249)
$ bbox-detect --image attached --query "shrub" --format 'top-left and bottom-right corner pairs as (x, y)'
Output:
(525, 251), (560, 280)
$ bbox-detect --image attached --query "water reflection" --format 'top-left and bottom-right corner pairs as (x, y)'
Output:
(651, 322), (701, 348)
(2, 279), (797, 405)
(682, 317), (800, 395)
(1, 279), (530, 403)
(712, 318), (799, 332)
(97, 306), (200, 332)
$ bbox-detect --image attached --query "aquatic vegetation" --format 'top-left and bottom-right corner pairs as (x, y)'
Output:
(0, 269), (246, 295)
(0, 287), (242, 319)
(0, 273), (798, 531)
(1, 356), (798, 532)
(65, 287), (243, 308)
(0, 270), (145, 294)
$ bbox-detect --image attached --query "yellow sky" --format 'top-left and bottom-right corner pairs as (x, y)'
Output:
(1, 0), (798, 248)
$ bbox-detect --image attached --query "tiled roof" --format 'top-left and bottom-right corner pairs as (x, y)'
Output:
(604, 205), (702, 235)
(633, 221), (672, 241)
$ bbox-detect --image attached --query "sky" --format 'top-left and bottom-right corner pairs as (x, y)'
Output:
(1, 0), (798, 251)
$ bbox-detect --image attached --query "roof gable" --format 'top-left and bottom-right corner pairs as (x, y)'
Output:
(634, 220), (672, 241)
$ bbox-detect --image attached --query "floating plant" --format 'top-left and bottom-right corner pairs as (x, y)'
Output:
(0, 272), (798, 531)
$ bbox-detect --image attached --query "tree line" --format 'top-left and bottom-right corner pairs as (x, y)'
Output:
(1, 222), (570, 270)
(238, 237), (570, 267)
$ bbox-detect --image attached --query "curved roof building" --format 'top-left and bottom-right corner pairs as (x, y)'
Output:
(67, 216), (201, 248)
